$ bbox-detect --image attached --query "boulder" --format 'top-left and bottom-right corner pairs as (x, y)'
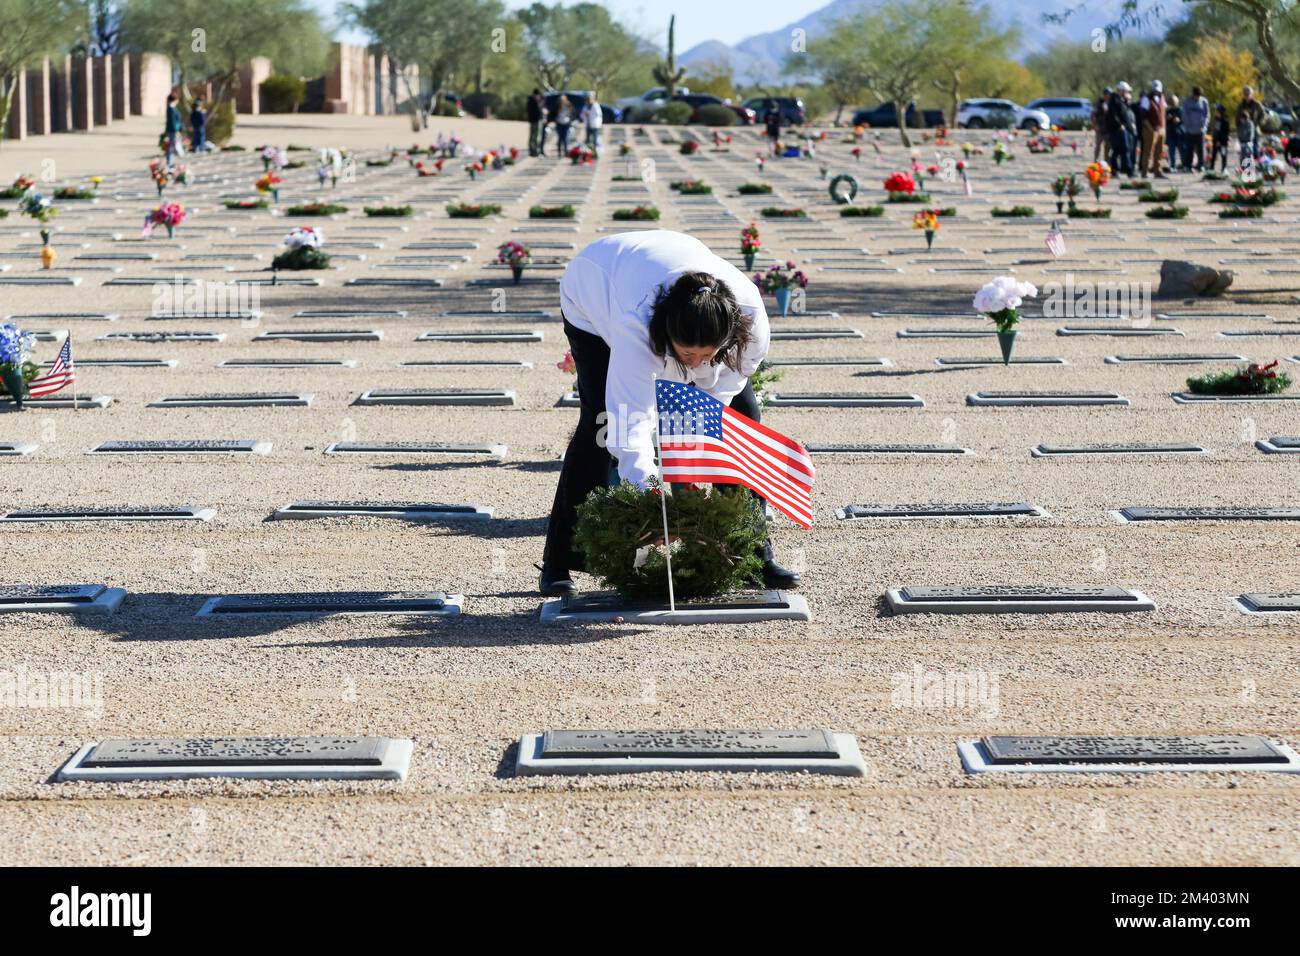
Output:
(1157, 260), (1234, 298)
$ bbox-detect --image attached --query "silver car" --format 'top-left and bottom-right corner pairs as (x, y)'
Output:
(1026, 97), (1094, 128)
(615, 87), (691, 120)
(957, 98), (1051, 131)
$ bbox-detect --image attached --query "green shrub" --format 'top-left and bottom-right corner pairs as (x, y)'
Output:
(738, 183), (773, 194)
(651, 101), (692, 125)
(1218, 206), (1263, 217)
(447, 202), (501, 218)
(223, 199), (268, 210)
(887, 192), (932, 203)
(612, 206), (660, 220)
(363, 205), (413, 217)
(206, 98), (236, 146)
(1119, 180), (1152, 190)
(760, 207), (807, 217)
(695, 104), (736, 126)
(1186, 365), (1292, 395)
(670, 180), (712, 194)
(1145, 205), (1189, 219)
(529, 204), (575, 218)
(260, 75), (307, 113)
(573, 482), (766, 600)
(285, 202), (347, 215)
(462, 91), (501, 119)
(1138, 188), (1178, 202)
(992, 205), (1035, 217)
(840, 205), (884, 216)
(1067, 206), (1111, 218)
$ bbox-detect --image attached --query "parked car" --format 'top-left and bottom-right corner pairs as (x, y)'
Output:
(672, 93), (755, 125)
(1026, 97), (1093, 128)
(743, 96), (806, 126)
(1263, 102), (1297, 133)
(543, 91), (621, 125)
(957, 98), (1050, 131)
(615, 86), (690, 119)
(851, 102), (945, 129)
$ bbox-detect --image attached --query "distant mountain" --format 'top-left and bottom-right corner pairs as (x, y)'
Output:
(679, 0), (1188, 85)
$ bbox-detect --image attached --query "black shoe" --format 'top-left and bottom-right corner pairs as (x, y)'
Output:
(537, 564), (577, 597)
(761, 558), (801, 589)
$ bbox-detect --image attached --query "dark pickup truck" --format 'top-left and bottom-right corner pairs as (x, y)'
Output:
(851, 102), (946, 129)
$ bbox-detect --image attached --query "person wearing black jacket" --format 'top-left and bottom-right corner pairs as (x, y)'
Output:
(526, 89), (544, 157)
(1210, 104), (1231, 172)
(1106, 82), (1136, 177)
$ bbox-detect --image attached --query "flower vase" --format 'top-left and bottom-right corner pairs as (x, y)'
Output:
(331, 176), (337, 188)
(40, 245), (55, 269)
(165, 224), (174, 239)
(1, 365), (27, 408)
(743, 253), (755, 272)
(511, 265), (524, 285)
(925, 229), (935, 251)
(272, 189), (280, 204)
(1056, 201), (1064, 213)
(774, 287), (791, 317)
(997, 329), (1018, 365)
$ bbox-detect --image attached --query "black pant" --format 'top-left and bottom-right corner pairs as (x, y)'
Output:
(543, 318), (763, 573)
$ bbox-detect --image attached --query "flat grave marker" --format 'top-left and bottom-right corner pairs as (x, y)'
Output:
(885, 585), (1156, 614)
(88, 440), (271, 455)
(196, 591), (463, 618)
(354, 388), (515, 406)
(271, 500), (492, 521)
(0, 505), (215, 522)
(766, 392), (924, 408)
(0, 442), (36, 456)
(1237, 593), (1300, 613)
(0, 584), (126, 614)
(1033, 443), (1205, 457)
(968, 391), (1129, 407)
(325, 441), (506, 459)
(56, 736), (414, 782)
(838, 502), (1044, 520)
(958, 735), (1300, 773)
(809, 444), (971, 456)
(1117, 506), (1300, 522)
(515, 728), (865, 776)
(149, 392), (312, 408)
(541, 589), (810, 625)
(1256, 436), (1300, 454)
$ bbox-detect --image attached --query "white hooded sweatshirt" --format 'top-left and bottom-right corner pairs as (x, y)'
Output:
(558, 230), (770, 486)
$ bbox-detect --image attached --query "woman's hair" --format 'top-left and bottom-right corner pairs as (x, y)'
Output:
(648, 272), (753, 373)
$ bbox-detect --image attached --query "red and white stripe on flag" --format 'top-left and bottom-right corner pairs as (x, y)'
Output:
(655, 380), (815, 528)
(28, 338), (75, 397)
(1045, 227), (1067, 258)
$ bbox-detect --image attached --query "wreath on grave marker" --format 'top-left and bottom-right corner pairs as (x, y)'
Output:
(573, 481), (767, 600)
(1186, 361), (1292, 395)
(828, 174), (858, 204)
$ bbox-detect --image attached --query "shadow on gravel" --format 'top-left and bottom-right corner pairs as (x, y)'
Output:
(72, 591), (633, 648)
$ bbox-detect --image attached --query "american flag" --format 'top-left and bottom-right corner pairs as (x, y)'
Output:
(29, 338), (75, 397)
(962, 172), (973, 197)
(1045, 224), (1067, 257)
(655, 379), (815, 528)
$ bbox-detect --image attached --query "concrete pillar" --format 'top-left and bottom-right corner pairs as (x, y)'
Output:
(50, 56), (73, 132)
(133, 53), (170, 117)
(236, 57), (272, 114)
(111, 53), (130, 120)
(70, 56), (93, 130)
(5, 73), (27, 141)
(26, 60), (51, 135)
(92, 55), (113, 126)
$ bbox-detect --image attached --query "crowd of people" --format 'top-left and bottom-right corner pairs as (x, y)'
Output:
(526, 89), (604, 158)
(1093, 81), (1300, 177)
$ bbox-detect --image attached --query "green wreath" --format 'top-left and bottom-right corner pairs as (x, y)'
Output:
(828, 173), (858, 204)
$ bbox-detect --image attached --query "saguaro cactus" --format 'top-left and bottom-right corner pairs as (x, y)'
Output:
(653, 14), (687, 99)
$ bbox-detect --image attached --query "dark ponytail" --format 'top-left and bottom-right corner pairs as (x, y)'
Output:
(648, 272), (753, 373)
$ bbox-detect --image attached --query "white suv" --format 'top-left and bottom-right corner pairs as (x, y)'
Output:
(1026, 97), (1094, 128)
(957, 98), (1051, 131)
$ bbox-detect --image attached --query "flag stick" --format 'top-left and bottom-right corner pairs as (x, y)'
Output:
(650, 377), (676, 613)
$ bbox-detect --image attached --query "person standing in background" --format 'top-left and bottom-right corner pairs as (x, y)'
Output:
(163, 93), (183, 168)
(189, 97), (207, 153)
(1209, 104), (1231, 172)
(1106, 83), (1136, 177)
(1180, 86), (1209, 171)
(763, 104), (782, 155)
(1236, 86), (1265, 164)
(555, 94), (574, 158)
(1138, 80), (1167, 177)
(580, 93), (603, 151)
(1092, 88), (1110, 162)
(526, 89), (544, 158)
(1165, 94), (1182, 173)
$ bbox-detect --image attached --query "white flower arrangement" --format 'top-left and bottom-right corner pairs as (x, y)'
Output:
(973, 276), (1038, 332)
(283, 226), (323, 249)
(261, 146), (287, 168)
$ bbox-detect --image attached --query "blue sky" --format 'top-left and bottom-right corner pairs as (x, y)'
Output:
(315, 1), (833, 50)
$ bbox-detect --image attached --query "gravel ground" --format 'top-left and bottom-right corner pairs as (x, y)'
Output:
(0, 115), (1297, 866)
